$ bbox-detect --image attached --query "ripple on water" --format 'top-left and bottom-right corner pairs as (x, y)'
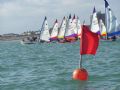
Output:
(0, 41), (120, 90)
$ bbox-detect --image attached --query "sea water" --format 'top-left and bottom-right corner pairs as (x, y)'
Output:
(0, 40), (120, 90)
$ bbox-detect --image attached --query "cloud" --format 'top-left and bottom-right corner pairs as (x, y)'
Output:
(0, 0), (95, 17)
(0, 2), (21, 16)
(0, 0), (48, 17)
(0, 0), (120, 34)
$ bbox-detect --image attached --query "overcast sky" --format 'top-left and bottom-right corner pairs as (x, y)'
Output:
(0, 0), (120, 34)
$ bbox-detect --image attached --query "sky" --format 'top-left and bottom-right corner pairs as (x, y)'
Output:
(0, 0), (120, 34)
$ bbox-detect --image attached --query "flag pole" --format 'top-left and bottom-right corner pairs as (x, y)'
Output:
(79, 55), (82, 68)
(79, 20), (85, 68)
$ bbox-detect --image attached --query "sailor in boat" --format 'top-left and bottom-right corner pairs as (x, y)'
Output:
(58, 38), (66, 43)
(65, 36), (77, 43)
(111, 35), (116, 41)
(32, 36), (37, 41)
(21, 36), (37, 44)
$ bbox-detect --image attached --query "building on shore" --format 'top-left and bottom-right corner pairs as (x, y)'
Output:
(21, 31), (40, 36)
(2, 33), (20, 37)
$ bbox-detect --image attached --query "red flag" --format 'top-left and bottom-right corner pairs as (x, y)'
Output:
(80, 25), (99, 55)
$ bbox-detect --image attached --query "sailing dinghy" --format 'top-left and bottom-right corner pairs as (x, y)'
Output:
(90, 7), (100, 34)
(64, 14), (77, 42)
(57, 16), (67, 43)
(99, 19), (107, 36)
(50, 19), (59, 42)
(72, 14), (78, 38)
(39, 16), (50, 43)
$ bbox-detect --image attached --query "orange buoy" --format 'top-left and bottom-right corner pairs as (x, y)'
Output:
(72, 68), (88, 81)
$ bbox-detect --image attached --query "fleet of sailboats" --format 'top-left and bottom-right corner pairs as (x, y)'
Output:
(21, 0), (120, 44)
(39, 14), (82, 43)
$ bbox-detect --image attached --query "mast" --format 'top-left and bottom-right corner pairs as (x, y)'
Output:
(105, 8), (108, 39)
(64, 15), (70, 37)
(76, 16), (79, 36)
(104, 0), (109, 39)
(57, 17), (63, 37)
(38, 20), (44, 43)
(38, 16), (47, 43)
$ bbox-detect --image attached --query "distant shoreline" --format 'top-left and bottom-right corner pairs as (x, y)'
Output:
(0, 35), (38, 41)
(1, 34), (120, 41)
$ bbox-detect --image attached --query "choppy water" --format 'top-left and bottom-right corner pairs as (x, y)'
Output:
(0, 40), (120, 90)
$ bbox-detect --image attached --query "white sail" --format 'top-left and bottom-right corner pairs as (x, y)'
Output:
(104, 0), (120, 37)
(57, 17), (67, 39)
(107, 9), (118, 33)
(40, 17), (50, 42)
(99, 19), (107, 36)
(90, 7), (100, 33)
(65, 14), (75, 37)
(77, 16), (82, 38)
(72, 15), (77, 35)
(50, 19), (59, 40)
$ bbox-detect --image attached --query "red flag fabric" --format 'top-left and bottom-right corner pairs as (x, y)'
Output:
(80, 25), (99, 55)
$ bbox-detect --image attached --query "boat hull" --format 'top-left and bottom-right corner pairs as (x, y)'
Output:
(65, 37), (77, 42)
(21, 40), (36, 45)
